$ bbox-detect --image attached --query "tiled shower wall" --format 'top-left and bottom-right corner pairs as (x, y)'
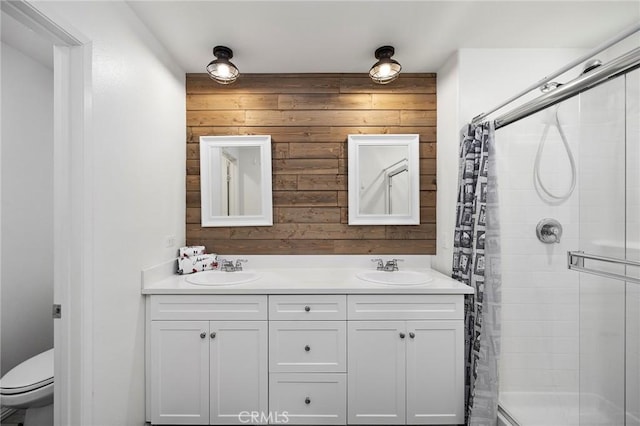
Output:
(496, 98), (581, 394)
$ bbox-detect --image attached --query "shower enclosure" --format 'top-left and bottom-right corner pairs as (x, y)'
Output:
(496, 63), (640, 425)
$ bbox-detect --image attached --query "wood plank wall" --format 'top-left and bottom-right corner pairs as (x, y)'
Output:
(186, 73), (437, 255)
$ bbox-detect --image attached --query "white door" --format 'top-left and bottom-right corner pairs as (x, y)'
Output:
(347, 321), (406, 424)
(209, 321), (268, 424)
(406, 320), (464, 425)
(220, 151), (239, 216)
(150, 321), (209, 425)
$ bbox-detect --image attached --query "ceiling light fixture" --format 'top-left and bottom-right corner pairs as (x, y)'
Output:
(369, 45), (402, 84)
(206, 46), (239, 85)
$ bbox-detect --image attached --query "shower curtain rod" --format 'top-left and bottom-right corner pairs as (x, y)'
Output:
(471, 22), (640, 125)
(493, 46), (640, 129)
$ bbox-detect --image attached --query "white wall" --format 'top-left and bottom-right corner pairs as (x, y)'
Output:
(0, 41), (54, 375)
(433, 52), (459, 274)
(32, 2), (186, 424)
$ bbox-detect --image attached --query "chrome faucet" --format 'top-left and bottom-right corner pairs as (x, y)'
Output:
(219, 258), (248, 272)
(383, 259), (402, 272)
(371, 258), (403, 272)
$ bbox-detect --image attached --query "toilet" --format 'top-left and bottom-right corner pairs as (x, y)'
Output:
(0, 349), (53, 426)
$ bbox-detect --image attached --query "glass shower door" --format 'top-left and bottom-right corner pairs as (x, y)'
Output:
(626, 68), (640, 426)
(497, 63), (640, 426)
(576, 71), (632, 425)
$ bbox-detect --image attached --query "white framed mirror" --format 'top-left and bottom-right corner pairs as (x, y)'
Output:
(200, 135), (273, 227)
(348, 134), (420, 225)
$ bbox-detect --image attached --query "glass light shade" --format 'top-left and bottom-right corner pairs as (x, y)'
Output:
(206, 46), (239, 85)
(206, 59), (239, 84)
(369, 59), (402, 84)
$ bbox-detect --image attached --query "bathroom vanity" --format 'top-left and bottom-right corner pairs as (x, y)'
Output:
(142, 262), (473, 425)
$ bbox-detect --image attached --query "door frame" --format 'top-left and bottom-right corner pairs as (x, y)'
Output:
(1, 2), (93, 424)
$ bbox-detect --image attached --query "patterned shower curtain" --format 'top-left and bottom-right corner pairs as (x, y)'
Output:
(452, 122), (502, 425)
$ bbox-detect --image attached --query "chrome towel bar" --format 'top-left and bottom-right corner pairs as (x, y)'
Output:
(567, 251), (640, 284)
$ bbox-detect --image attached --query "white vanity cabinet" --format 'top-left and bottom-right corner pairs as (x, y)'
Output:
(268, 295), (348, 425)
(347, 295), (465, 425)
(145, 291), (468, 426)
(148, 295), (268, 425)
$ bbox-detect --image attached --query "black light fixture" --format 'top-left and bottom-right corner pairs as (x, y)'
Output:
(206, 46), (239, 84)
(369, 45), (402, 84)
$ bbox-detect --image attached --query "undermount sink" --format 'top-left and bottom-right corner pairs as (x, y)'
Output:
(185, 270), (261, 286)
(356, 270), (433, 286)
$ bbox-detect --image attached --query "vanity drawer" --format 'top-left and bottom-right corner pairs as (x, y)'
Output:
(150, 295), (267, 320)
(347, 294), (464, 320)
(269, 295), (346, 320)
(269, 373), (346, 425)
(269, 321), (346, 372)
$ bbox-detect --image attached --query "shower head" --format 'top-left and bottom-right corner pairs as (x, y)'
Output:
(583, 59), (603, 74)
(540, 81), (562, 93)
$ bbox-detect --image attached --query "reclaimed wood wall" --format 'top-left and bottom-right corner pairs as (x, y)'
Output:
(186, 73), (436, 254)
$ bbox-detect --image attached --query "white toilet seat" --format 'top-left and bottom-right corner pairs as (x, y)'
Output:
(0, 348), (54, 409)
(1, 377), (53, 395)
(0, 381), (53, 408)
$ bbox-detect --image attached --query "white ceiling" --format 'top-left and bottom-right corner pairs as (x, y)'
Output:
(127, 1), (640, 75)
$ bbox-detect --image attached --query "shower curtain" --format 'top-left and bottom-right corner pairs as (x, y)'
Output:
(452, 122), (502, 425)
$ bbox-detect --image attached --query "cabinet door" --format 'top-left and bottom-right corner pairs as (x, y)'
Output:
(151, 321), (209, 425)
(347, 321), (406, 424)
(406, 320), (464, 425)
(209, 321), (268, 425)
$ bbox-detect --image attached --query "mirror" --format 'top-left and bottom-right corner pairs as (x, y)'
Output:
(200, 135), (273, 227)
(348, 134), (419, 225)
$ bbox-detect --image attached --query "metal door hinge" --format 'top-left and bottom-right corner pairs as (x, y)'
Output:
(53, 304), (62, 319)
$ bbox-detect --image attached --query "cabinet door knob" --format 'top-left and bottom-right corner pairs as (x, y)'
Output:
(304, 345), (311, 352)
(305, 397), (311, 405)
(409, 332), (415, 339)
(200, 332), (206, 339)
(399, 332), (406, 339)
(210, 332), (216, 339)
(304, 306), (311, 312)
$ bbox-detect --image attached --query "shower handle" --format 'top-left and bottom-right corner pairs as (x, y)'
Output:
(536, 218), (563, 244)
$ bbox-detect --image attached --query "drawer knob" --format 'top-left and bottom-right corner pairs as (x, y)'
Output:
(304, 345), (311, 352)
(409, 332), (415, 339)
(305, 397), (311, 405)
(304, 306), (311, 312)
(399, 332), (406, 339)
(200, 332), (206, 339)
(210, 332), (216, 339)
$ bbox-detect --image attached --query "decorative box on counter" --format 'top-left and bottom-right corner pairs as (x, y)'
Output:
(177, 246), (218, 275)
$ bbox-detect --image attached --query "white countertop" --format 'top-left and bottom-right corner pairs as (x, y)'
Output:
(142, 266), (474, 295)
